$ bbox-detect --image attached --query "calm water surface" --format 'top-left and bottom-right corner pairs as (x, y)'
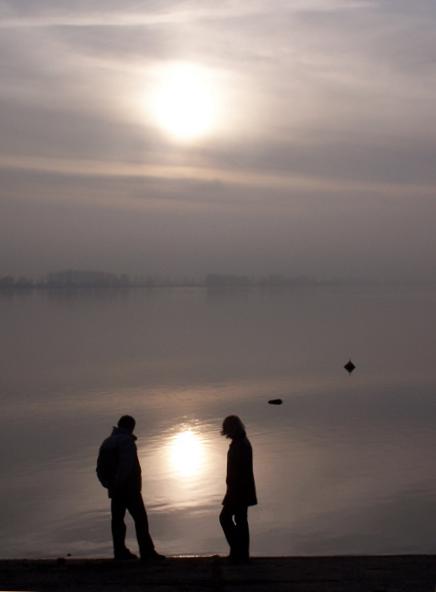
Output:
(1, 286), (436, 557)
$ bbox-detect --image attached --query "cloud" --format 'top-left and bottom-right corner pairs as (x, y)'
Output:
(1, 0), (436, 277)
(2, 150), (436, 199)
(0, 0), (373, 28)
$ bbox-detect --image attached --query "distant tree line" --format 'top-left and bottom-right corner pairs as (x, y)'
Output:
(0, 270), (196, 290)
(0, 275), (36, 289)
(0, 270), (376, 291)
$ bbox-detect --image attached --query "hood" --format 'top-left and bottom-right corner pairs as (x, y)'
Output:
(111, 426), (137, 441)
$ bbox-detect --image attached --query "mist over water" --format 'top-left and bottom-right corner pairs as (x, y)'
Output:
(1, 285), (436, 558)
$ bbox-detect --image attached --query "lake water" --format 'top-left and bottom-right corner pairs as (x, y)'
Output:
(1, 285), (436, 558)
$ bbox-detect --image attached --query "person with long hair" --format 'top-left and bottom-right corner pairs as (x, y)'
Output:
(220, 415), (257, 562)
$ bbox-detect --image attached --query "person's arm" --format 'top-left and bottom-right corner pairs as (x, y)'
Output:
(113, 438), (136, 490)
(226, 442), (246, 487)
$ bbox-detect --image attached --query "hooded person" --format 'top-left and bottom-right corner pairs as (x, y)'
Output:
(96, 415), (164, 561)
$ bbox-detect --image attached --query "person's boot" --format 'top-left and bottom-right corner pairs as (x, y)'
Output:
(140, 551), (166, 563)
(114, 548), (138, 561)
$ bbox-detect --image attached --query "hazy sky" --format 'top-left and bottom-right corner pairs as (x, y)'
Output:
(1, 0), (436, 279)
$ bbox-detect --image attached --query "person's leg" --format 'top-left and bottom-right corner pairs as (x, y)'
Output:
(233, 506), (249, 560)
(111, 495), (130, 558)
(219, 505), (236, 556)
(126, 491), (156, 558)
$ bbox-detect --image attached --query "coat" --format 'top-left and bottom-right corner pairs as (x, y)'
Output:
(223, 435), (257, 508)
(96, 426), (142, 497)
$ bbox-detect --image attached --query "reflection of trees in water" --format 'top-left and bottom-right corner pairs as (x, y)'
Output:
(1, 270), (355, 294)
(46, 286), (132, 306)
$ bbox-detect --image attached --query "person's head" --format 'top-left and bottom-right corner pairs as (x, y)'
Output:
(221, 415), (246, 439)
(117, 415), (136, 433)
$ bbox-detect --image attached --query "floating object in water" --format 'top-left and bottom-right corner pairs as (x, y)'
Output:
(344, 359), (356, 374)
(268, 398), (283, 405)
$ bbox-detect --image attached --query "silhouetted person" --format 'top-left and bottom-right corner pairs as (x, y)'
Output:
(219, 415), (257, 562)
(96, 415), (164, 561)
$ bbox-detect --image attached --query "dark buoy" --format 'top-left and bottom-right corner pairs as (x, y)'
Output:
(344, 359), (356, 374)
(268, 398), (283, 405)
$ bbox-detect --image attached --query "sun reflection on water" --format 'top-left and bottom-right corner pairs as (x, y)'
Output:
(167, 428), (206, 478)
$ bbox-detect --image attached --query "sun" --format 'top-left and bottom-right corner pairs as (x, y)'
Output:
(149, 63), (219, 141)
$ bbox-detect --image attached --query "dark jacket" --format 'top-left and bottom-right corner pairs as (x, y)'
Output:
(96, 426), (142, 497)
(223, 435), (257, 508)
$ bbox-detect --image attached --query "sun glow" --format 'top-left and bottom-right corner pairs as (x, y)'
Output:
(168, 429), (206, 477)
(149, 63), (220, 141)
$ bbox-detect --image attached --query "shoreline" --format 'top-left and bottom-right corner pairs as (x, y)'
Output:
(1, 555), (435, 591)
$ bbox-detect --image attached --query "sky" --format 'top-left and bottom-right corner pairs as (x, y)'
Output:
(1, 0), (436, 280)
